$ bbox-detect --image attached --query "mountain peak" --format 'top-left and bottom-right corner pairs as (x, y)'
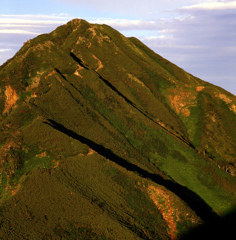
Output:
(0, 20), (236, 239)
(69, 18), (86, 25)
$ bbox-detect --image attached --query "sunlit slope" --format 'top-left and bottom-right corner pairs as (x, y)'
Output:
(0, 19), (235, 239)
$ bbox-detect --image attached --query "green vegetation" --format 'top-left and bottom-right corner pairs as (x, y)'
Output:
(149, 135), (236, 214)
(0, 18), (235, 239)
(110, 168), (169, 239)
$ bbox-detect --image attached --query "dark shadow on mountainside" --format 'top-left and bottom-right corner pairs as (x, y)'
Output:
(94, 71), (192, 147)
(70, 52), (88, 69)
(180, 209), (236, 240)
(45, 119), (219, 223)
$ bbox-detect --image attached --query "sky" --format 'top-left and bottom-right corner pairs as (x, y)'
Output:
(1, 0), (236, 95)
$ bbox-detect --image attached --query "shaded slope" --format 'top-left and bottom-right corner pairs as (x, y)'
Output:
(0, 19), (236, 239)
(46, 119), (217, 222)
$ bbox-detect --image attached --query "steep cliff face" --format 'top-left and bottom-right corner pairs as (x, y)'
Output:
(0, 19), (235, 239)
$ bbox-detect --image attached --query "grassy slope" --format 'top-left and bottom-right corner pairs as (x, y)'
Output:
(0, 19), (236, 239)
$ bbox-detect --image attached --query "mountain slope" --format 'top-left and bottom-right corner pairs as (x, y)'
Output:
(0, 19), (235, 239)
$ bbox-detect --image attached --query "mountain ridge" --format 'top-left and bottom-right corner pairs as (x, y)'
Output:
(0, 19), (235, 239)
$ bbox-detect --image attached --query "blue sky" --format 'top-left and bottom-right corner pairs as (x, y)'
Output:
(1, 0), (236, 95)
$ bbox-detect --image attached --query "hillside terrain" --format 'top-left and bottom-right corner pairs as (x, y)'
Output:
(0, 19), (236, 239)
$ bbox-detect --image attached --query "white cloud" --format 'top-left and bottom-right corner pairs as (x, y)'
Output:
(0, 14), (70, 28)
(53, 0), (218, 18)
(0, 17), (67, 26)
(180, 1), (236, 11)
(0, 14), (70, 39)
(0, 49), (11, 52)
(0, 14), (70, 20)
(145, 36), (167, 40)
(90, 18), (163, 30)
(159, 29), (176, 34)
(0, 29), (40, 35)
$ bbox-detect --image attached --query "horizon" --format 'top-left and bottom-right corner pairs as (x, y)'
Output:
(1, 0), (236, 95)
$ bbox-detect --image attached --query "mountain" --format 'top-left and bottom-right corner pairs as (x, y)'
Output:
(0, 19), (235, 239)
